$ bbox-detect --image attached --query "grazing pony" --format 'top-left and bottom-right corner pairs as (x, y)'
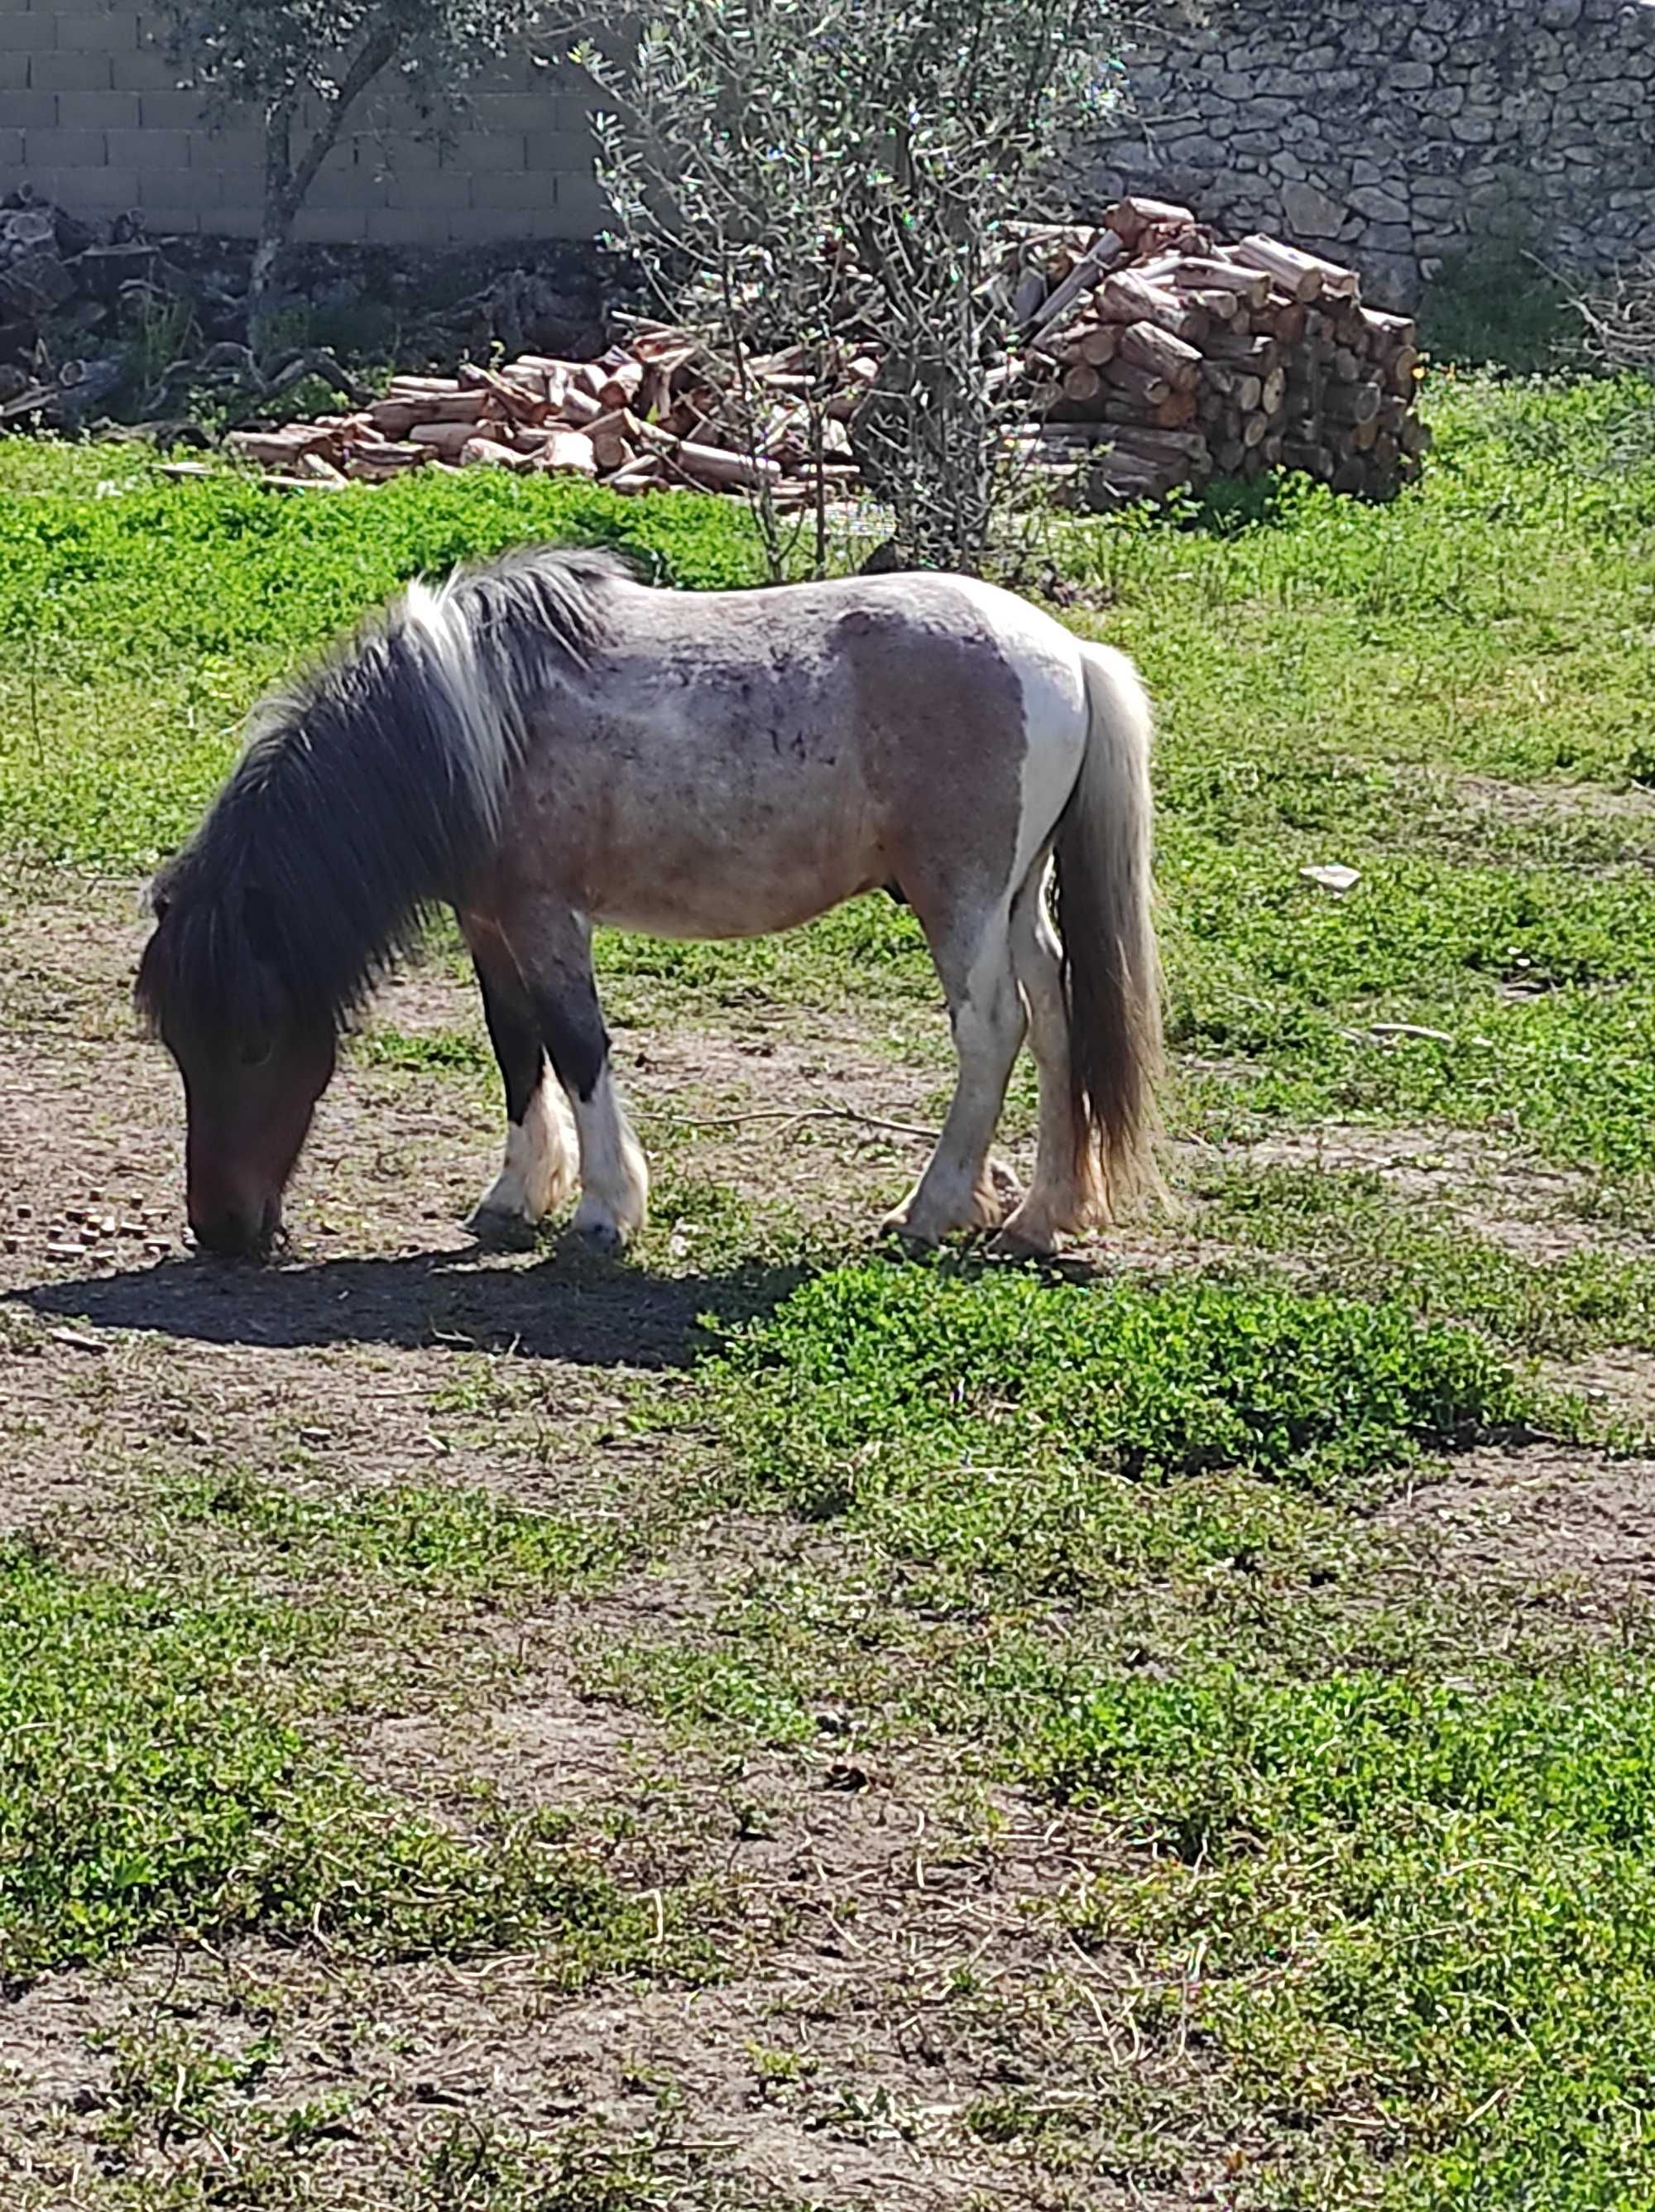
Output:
(136, 549), (1161, 1260)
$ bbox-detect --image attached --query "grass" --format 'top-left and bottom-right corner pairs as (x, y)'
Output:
(612, 1264), (1647, 2205)
(6, 370), (1655, 2205)
(0, 1536), (679, 1989)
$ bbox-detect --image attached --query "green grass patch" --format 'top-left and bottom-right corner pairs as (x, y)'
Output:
(0, 1538), (682, 1987)
(1042, 1657), (1655, 2210)
(170, 1469), (634, 1595)
(701, 1260), (1543, 1507)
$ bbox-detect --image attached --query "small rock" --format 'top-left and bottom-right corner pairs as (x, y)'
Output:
(1301, 864), (1361, 895)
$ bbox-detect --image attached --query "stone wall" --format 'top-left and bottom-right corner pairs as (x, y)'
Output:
(0, 0), (601, 245)
(1096, 0), (1655, 306)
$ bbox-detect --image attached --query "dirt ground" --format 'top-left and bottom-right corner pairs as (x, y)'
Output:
(2, 877), (1651, 2210)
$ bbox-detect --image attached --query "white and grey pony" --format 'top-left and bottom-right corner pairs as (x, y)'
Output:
(136, 548), (1163, 1260)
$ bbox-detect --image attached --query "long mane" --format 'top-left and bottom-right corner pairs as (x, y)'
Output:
(134, 545), (634, 1042)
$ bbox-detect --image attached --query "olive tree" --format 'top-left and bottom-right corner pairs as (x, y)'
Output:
(151, 1), (542, 341)
(567, 0), (1125, 574)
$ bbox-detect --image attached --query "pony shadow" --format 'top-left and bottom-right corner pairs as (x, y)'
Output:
(14, 1241), (810, 1370)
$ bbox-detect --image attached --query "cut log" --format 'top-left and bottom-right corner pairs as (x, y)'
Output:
(408, 420), (480, 457)
(1101, 357), (1173, 408)
(1330, 347), (1363, 384)
(460, 435), (536, 472)
(1102, 388), (1198, 429)
(1202, 329), (1281, 369)
(597, 358), (646, 411)
(1259, 365), (1287, 415)
(1029, 232), (1127, 337)
(1360, 307), (1418, 354)
(1231, 234), (1326, 302)
(1103, 424), (1212, 465)
(535, 430), (599, 477)
(1095, 270), (1206, 341)
(1349, 413), (1380, 452)
(1291, 245), (1362, 300)
(1241, 410), (1269, 449)
(1144, 255), (1272, 309)
(1282, 439), (1334, 479)
(458, 362), (548, 425)
(1078, 322), (1121, 367)
(1104, 195), (1197, 246)
(1061, 363), (1105, 404)
(1204, 367), (1263, 411)
(639, 425), (784, 489)
(1388, 347), (1420, 393)
(1322, 379), (1382, 426)
(1117, 319), (1204, 391)
(1259, 296), (1308, 344)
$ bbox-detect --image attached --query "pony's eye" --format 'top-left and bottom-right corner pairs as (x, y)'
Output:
(239, 1039), (273, 1070)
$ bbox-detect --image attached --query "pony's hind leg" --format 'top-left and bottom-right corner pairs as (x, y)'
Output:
(995, 863), (1100, 1255)
(504, 901), (649, 1254)
(885, 899), (1026, 1246)
(464, 924), (577, 1245)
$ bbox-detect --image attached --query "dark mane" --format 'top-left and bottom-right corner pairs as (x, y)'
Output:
(135, 545), (636, 1042)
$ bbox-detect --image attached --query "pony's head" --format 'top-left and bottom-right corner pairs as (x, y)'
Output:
(136, 864), (337, 1258)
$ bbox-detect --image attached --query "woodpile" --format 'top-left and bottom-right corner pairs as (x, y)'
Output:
(223, 325), (871, 502)
(1005, 197), (1430, 509)
(220, 198), (1429, 512)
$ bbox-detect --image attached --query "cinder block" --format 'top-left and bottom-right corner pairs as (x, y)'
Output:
(132, 204), (200, 233)
(361, 207), (438, 245)
(473, 168), (568, 214)
(189, 124), (261, 171)
(0, 52), (29, 92)
(58, 12), (142, 52)
(22, 126), (106, 166)
(30, 50), (114, 92)
(293, 205), (372, 242)
(113, 47), (183, 93)
(138, 89), (209, 128)
(524, 129), (597, 173)
(539, 170), (612, 232)
(108, 125), (190, 167)
(0, 91), (60, 128)
(444, 128), (529, 175)
(0, 127), (22, 170)
(376, 164), (473, 211)
(137, 170), (197, 206)
(467, 91), (560, 132)
(199, 209), (261, 240)
(0, 17), (60, 54)
(31, 162), (140, 211)
(353, 130), (442, 172)
(57, 89), (141, 129)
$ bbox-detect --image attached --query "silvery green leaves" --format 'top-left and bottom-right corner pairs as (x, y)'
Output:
(559, 0), (1125, 575)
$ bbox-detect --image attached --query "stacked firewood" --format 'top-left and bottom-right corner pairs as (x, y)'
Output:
(1006, 196), (1430, 508)
(220, 198), (1428, 511)
(223, 324), (872, 500)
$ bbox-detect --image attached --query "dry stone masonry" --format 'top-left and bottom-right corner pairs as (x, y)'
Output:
(1094, 0), (1655, 306)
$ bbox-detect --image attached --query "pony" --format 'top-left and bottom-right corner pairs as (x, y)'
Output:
(135, 548), (1162, 1261)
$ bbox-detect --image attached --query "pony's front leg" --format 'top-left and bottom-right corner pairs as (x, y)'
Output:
(463, 922), (577, 1245)
(504, 901), (650, 1255)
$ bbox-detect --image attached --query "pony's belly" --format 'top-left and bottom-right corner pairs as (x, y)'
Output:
(590, 854), (882, 942)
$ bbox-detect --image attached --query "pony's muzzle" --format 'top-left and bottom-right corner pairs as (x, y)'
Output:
(189, 1195), (282, 1261)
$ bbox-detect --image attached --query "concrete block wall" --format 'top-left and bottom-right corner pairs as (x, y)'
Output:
(0, 0), (605, 243)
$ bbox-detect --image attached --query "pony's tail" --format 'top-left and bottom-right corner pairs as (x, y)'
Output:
(1051, 641), (1165, 1218)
